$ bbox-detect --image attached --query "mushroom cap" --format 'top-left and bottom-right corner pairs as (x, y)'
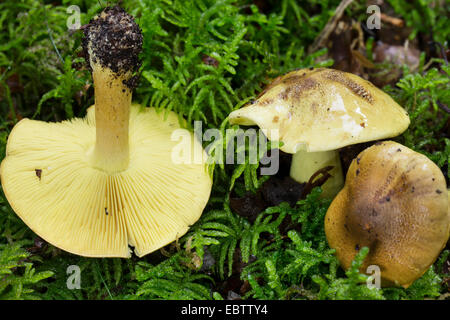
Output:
(228, 68), (410, 153)
(0, 105), (212, 258)
(325, 141), (449, 288)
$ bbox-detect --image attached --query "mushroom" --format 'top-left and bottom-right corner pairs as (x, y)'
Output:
(0, 6), (212, 258)
(228, 68), (410, 198)
(325, 141), (449, 288)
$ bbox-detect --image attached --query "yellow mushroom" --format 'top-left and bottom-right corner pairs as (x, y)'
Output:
(0, 6), (212, 258)
(228, 68), (410, 198)
(325, 141), (449, 288)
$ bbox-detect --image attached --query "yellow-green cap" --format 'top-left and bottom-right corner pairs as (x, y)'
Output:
(0, 105), (212, 257)
(228, 68), (410, 153)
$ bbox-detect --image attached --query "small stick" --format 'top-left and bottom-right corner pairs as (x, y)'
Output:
(428, 41), (448, 65)
(43, 4), (64, 65)
(436, 101), (450, 114)
(309, 0), (355, 54)
(380, 13), (404, 27)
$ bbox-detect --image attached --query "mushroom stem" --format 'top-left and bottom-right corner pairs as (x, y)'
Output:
(90, 65), (131, 172)
(290, 150), (344, 198)
(82, 6), (143, 173)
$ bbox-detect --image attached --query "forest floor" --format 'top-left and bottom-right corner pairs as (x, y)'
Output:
(0, 0), (448, 300)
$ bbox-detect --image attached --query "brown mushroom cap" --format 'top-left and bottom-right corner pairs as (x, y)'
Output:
(325, 141), (449, 288)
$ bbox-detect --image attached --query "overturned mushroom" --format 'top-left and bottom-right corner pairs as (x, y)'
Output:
(325, 141), (449, 288)
(228, 68), (410, 198)
(0, 6), (212, 258)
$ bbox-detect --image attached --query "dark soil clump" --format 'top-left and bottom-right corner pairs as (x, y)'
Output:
(82, 5), (143, 89)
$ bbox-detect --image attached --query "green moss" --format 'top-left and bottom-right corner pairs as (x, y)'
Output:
(386, 0), (450, 43)
(0, 243), (53, 299)
(0, 0), (448, 300)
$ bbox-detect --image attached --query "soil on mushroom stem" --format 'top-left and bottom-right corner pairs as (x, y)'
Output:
(82, 5), (143, 89)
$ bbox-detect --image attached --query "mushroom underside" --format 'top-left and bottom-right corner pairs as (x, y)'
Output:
(0, 105), (212, 257)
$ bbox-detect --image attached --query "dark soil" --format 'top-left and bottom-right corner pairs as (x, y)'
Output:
(82, 5), (143, 88)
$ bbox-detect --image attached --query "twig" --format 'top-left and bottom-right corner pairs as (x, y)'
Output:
(43, 4), (64, 66)
(309, 0), (355, 54)
(94, 261), (114, 300)
(428, 41), (448, 65)
(380, 13), (404, 27)
(300, 166), (334, 198)
(352, 21), (365, 50)
(436, 100), (450, 114)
